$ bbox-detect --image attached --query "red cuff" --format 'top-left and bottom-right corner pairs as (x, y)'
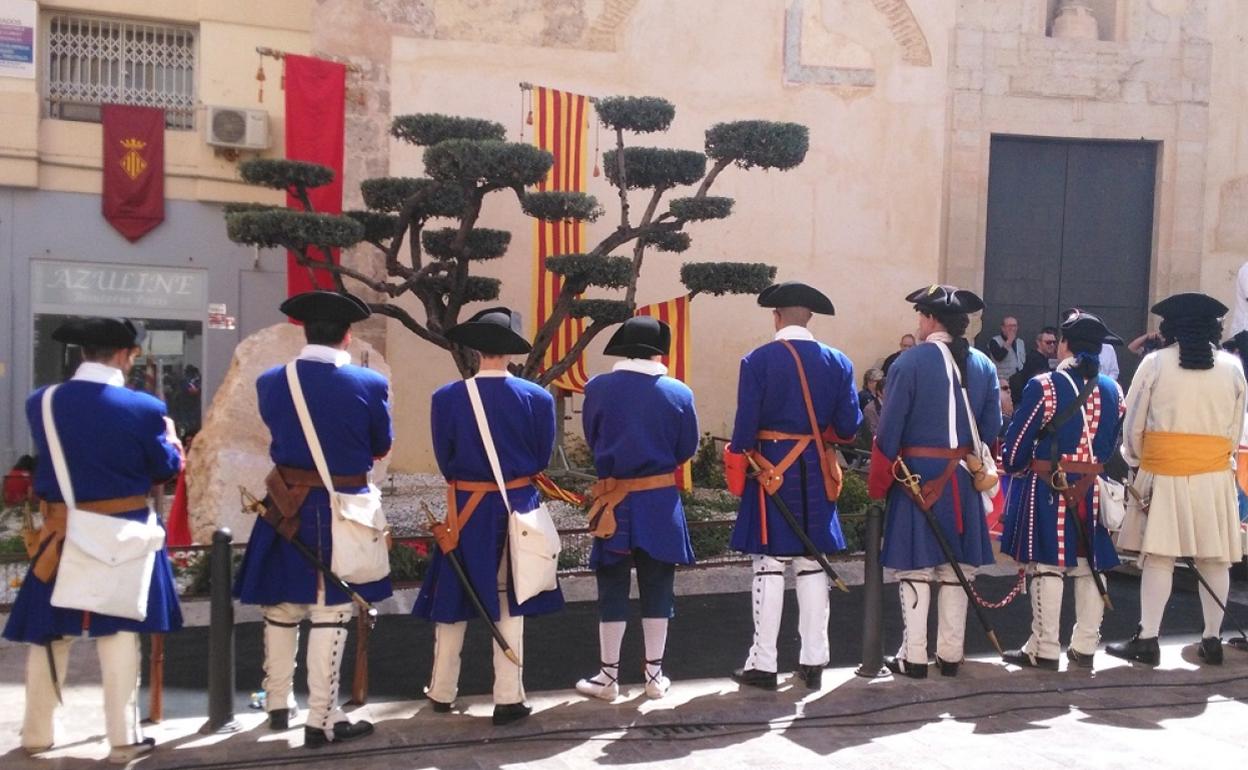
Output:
(723, 446), (749, 497)
(821, 425), (856, 445)
(867, 440), (895, 500)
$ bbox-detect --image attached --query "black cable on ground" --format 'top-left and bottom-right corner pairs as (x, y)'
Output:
(158, 673), (1248, 770)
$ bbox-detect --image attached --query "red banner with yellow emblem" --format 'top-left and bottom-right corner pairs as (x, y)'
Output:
(101, 104), (165, 241)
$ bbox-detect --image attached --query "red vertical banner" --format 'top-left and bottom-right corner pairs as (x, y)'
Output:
(531, 86), (591, 392)
(101, 104), (165, 241)
(637, 295), (694, 489)
(283, 54), (346, 297)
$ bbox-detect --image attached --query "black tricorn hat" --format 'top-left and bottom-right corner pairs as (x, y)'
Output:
(280, 291), (372, 324)
(52, 317), (146, 348)
(604, 316), (671, 359)
(1150, 292), (1228, 321)
(444, 307), (532, 355)
(1061, 309), (1123, 346)
(907, 284), (985, 314)
(757, 282), (835, 315)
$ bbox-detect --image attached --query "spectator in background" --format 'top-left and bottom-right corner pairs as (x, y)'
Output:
(998, 377), (1014, 438)
(1228, 261), (1248, 351)
(858, 368), (884, 412)
(988, 316), (1027, 381)
(1100, 343), (1120, 381)
(881, 334), (916, 375)
(1007, 326), (1059, 406)
(1127, 331), (1165, 357)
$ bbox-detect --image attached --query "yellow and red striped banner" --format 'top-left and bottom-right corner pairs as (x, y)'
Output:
(637, 295), (694, 490)
(531, 85), (591, 392)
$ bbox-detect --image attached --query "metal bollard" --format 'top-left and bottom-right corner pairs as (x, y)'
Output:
(199, 528), (242, 734)
(855, 503), (888, 678)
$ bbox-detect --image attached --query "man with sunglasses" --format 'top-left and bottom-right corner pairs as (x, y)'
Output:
(1008, 327), (1059, 406)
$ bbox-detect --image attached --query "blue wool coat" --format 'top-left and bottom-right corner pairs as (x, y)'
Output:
(877, 343), (1001, 570)
(729, 336), (862, 556)
(234, 356), (394, 606)
(412, 373), (564, 623)
(582, 365), (700, 568)
(4, 376), (184, 644)
(1000, 368), (1122, 570)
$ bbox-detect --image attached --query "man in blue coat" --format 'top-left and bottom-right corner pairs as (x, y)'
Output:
(1000, 310), (1124, 670)
(412, 307), (561, 726)
(5, 317), (183, 763)
(575, 317), (699, 701)
(724, 282), (861, 691)
(868, 285), (1001, 679)
(234, 291), (392, 748)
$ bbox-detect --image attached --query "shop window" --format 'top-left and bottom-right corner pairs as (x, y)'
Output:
(33, 315), (205, 441)
(44, 13), (197, 130)
(1045, 0), (1123, 42)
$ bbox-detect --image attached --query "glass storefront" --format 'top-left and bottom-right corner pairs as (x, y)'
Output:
(30, 259), (209, 440)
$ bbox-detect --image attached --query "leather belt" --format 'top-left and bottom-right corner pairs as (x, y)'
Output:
(897, 445), (971, 532)
(1030, 459), (1103, 476)
(587, 472), (678, 539)
(40, 494), (150, 517)
(901, 446), (971, 460)
(276, 465), (369, 489)
(438, 476), (535, 551)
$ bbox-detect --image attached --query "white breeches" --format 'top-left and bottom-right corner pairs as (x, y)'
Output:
(894, 564), (979, 664)
(23, 631), (142, 750)
(263, 594), (353, 734)
(1021, 558), (1103, 659)
(743, 555), (830, 672)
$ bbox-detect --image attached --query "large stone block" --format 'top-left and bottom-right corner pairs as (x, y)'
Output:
(187, 323), (392, 544)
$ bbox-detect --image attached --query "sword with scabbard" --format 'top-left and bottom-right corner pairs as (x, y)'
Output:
(1123, 483), (1248, 647)
(892, 456), (1004, 655)
(713, 437), (849, 592)
(1046, 466), (1114, 610)
(420, 502), (521, 666)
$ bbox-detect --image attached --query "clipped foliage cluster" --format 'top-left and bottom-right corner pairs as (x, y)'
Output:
(238, 158), (333, 192)
(642, 230), (691, 253)
(391, 114), (506, 146)
(222, 202), (277, 215)
(603, 147), (706, 190)
(669, 196), (734, 221)
(705, 120), (809, 171)
(345, 210), (399, 242)
(680, 261), (776, 296)
(424, 139), (553, 188)
(226, 210), (363, 250)
(545, 254), (633, 290)
(571, 298), (632, 325)
(359, 177), (466, 217)
(422, 227), (511, 261)
(425, 275), (502, 303)
(595, 96), (675, 134)
(522, 191), (604, 222)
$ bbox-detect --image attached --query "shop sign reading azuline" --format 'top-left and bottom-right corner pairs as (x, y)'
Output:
(32, 260), (207, 316)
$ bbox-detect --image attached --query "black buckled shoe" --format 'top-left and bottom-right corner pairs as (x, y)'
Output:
(427, 697), (453, 713)
(1002, 649), (1059, 671)
(1105, 628), (1161, 666)
(304, 720), (375, 750)
(1198, 636), (1224, 665)
(884, 657), (928, 679)
(934, 656), (961, 677)
(492, 702), (531, 726)
(1066, 648), (1095, 669)
(732, 667), (778, 690)
(268, 707), (297, 730)
(796, 664), (824, 690)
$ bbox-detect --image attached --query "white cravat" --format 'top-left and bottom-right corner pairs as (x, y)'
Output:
(612, 359), (668, 376)
(473, 369), (511, 378)
(298, 344), (351, 367)
(774, 325), (815, 342)
(71, 362), (125, 387)
(925, 331), (953, 344)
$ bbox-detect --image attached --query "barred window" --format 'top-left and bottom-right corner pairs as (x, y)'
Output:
(44, 13), (197, 131)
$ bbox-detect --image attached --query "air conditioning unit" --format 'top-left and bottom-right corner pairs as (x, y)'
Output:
(205, 106), (269, 150)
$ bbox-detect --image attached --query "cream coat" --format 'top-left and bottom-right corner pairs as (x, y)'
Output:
(1118, 347), (1246, 561)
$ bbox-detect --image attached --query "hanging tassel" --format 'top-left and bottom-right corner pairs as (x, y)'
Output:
(592, 111), (601, 177)
(256, 56), (266, 103)
(526, 88), (534, 125)
(280, 57), (286, 90)
(519, 85), (526, 141)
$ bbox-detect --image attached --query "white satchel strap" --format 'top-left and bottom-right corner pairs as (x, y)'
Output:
(41, 385), (78, 509)
(285, 361), (338, 494)
(934, 341), (985, 452)
(464, 377), (514, 514)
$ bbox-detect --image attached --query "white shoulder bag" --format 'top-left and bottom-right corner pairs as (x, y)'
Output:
(465, 377), (560, 604)
(935, 342), (1001, 505)
(286, 362), (390, 585)
(44, 386), (165, 621)
(1056, 371), (1127, 532)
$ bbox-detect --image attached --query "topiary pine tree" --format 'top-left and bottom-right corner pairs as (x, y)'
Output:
(224, 97), (808, 382)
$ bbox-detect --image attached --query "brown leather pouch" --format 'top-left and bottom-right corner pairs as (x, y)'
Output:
(263, 467), (308, 541)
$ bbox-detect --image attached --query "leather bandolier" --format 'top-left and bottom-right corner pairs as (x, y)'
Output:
(586, 473), (677, 539)
(429, 476), (534, 553)
(25, 494), (150, 582)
